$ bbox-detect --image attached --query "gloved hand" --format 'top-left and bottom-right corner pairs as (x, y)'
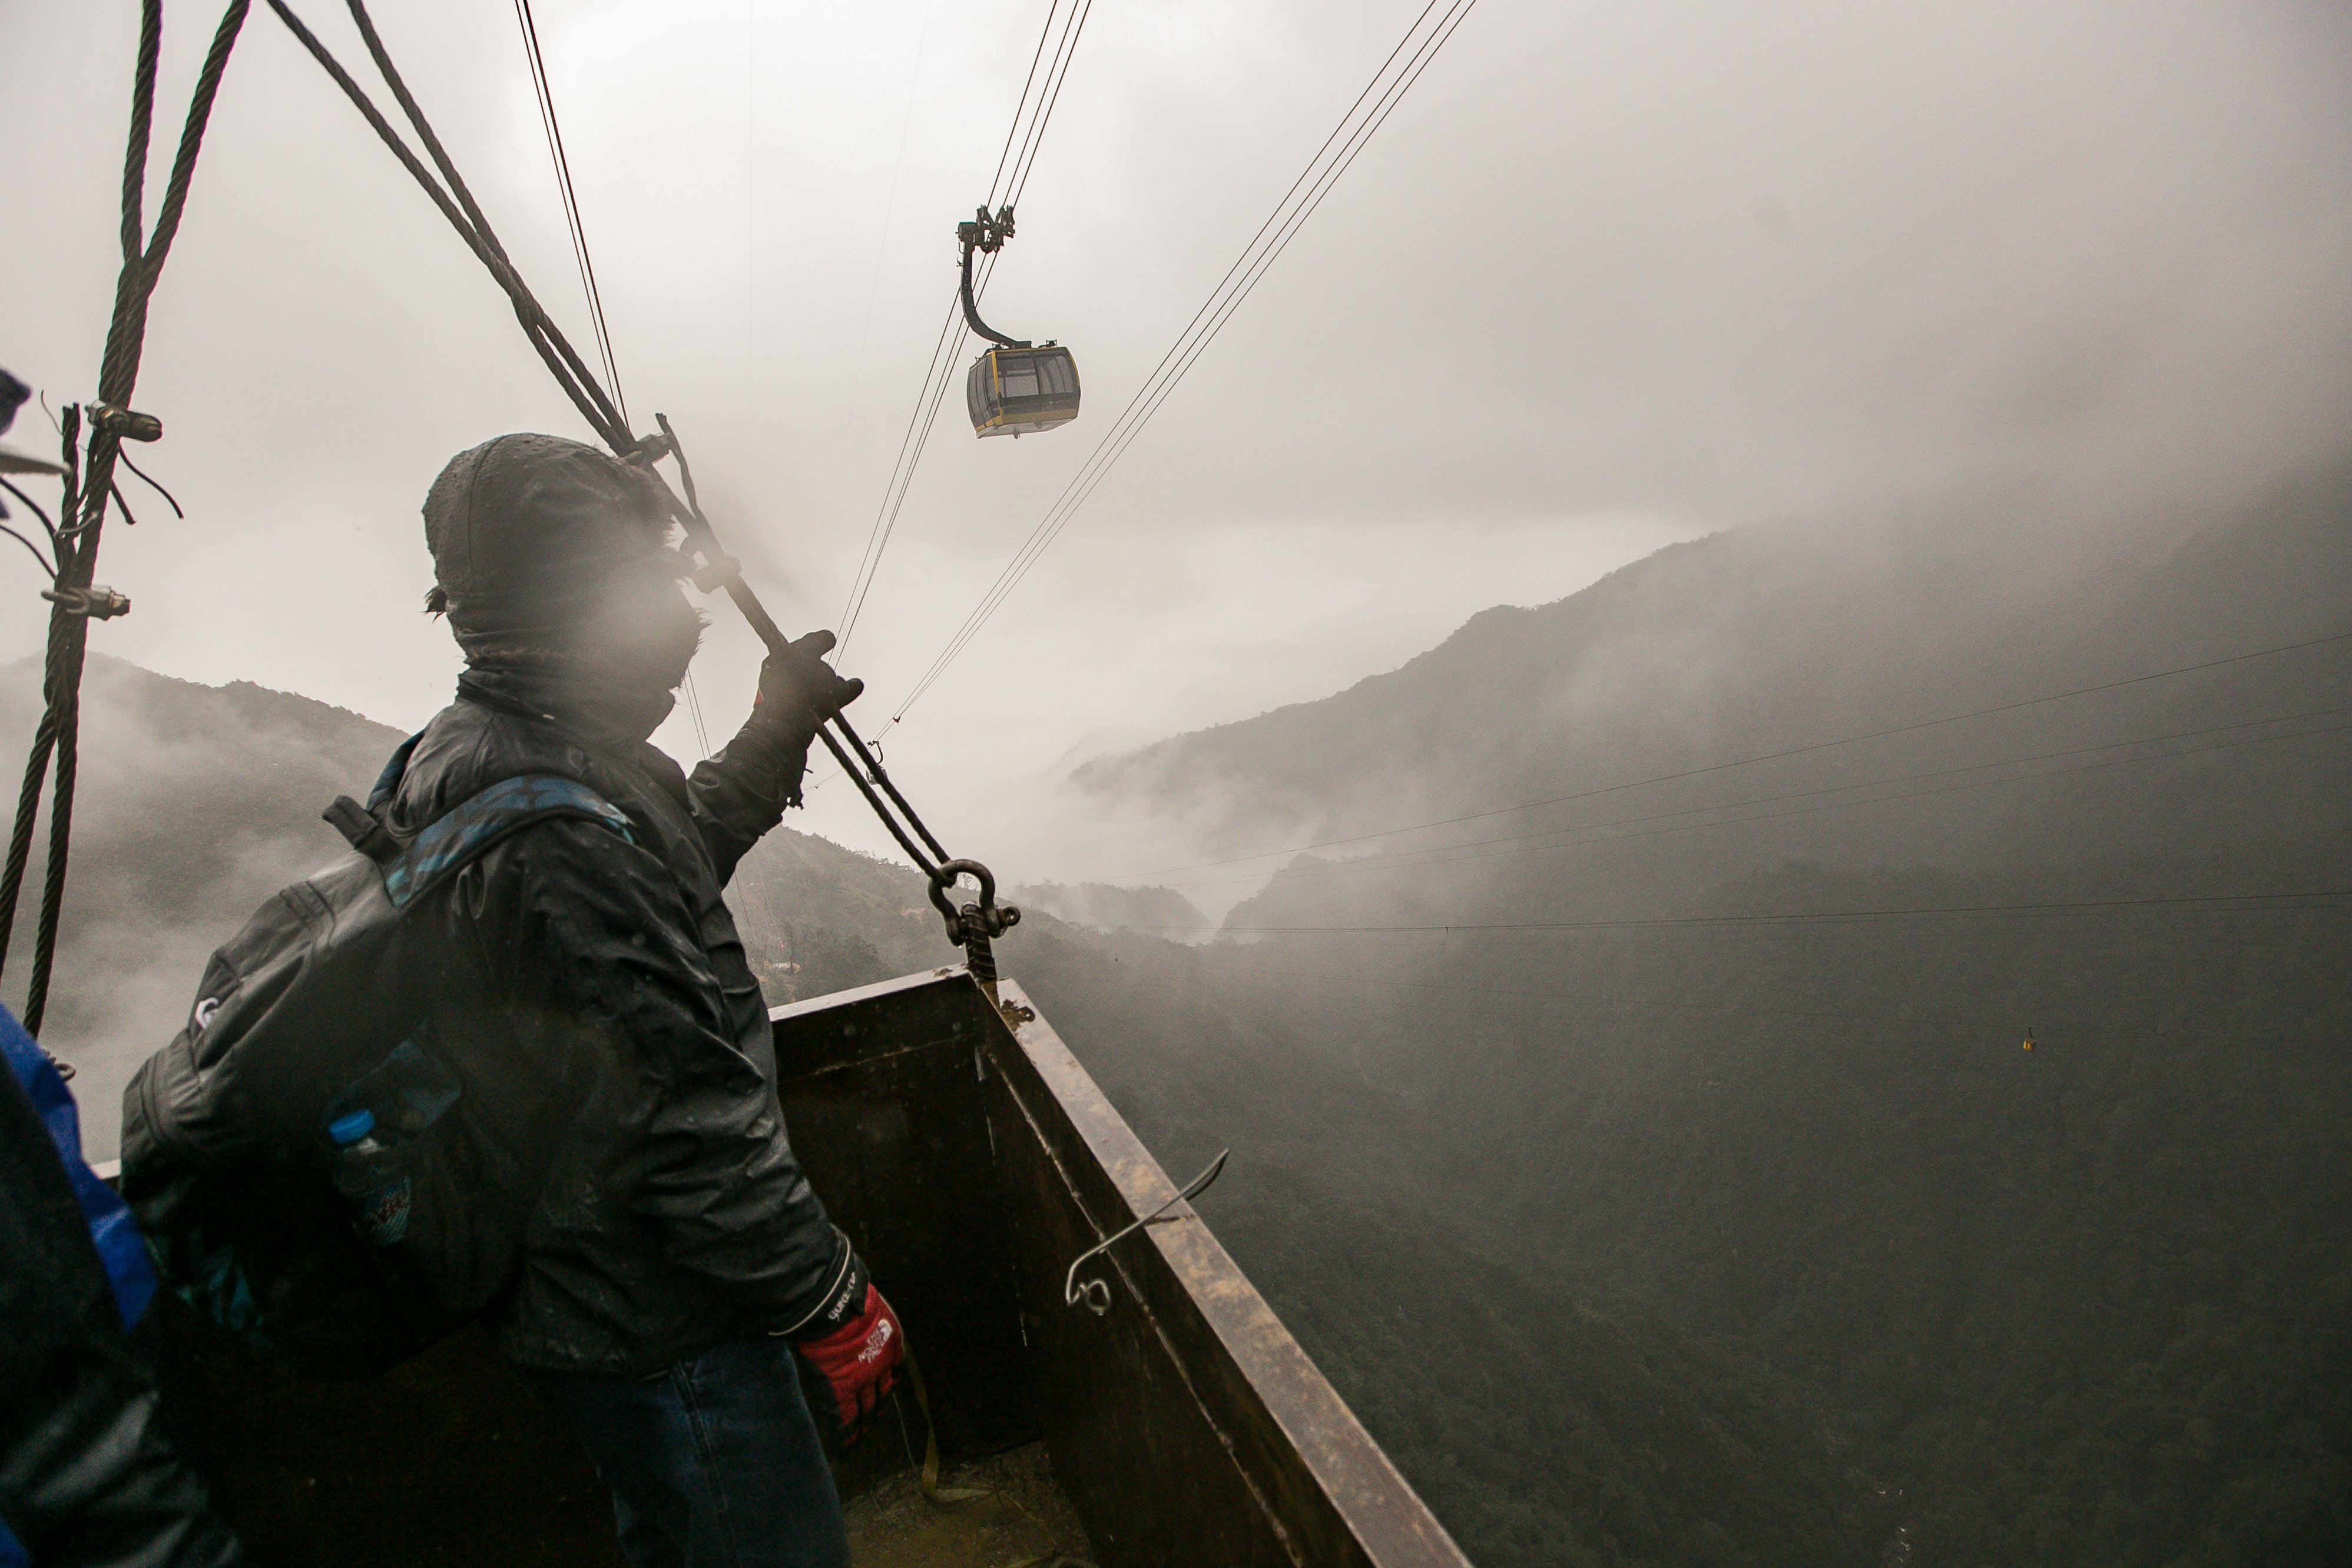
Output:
(751, 629), (863, 742)
(784, 1242), (902, 1446)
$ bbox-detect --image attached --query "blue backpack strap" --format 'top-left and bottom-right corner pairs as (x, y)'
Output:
(380, 775), (635, 909)
(324, 772), (635, 909)
(366, 731), (427, 813)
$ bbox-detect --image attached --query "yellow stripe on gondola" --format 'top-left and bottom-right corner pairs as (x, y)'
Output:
(975, 406), (1079, 432)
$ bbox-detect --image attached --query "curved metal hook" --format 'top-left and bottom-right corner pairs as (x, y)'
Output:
(1064, 1149), (1230, 1317)
(959, 240), (1028, 351)
(956, 205), (1028, 350)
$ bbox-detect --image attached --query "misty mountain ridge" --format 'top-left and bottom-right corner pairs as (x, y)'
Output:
(6, 463), (2348, 1566)
(1049, 470), (2351, 1564)
(1008, 880), (1208, 936)
(1076, 465), (2352, 904)
(0, 651), (1894, 1563)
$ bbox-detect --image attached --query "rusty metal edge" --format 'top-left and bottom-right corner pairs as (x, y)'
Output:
(766, 965), (971, 1025)
(980, 974), (1475, 1568)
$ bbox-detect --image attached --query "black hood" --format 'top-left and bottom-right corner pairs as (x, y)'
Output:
(424, 433), (701, 742)
(423, 432), (673, 651)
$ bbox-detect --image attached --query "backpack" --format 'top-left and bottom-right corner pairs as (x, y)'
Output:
(119, 734), (633, 1378)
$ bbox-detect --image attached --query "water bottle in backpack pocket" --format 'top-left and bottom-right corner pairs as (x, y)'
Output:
(322, 1033), (461, 1246)
(328, 1110), (412, 1245)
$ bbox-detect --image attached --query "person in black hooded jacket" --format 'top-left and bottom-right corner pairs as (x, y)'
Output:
(396, 433), (896, 1568)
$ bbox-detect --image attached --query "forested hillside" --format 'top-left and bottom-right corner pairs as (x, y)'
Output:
(1076, 467), (2352, 895)
(8, 465), (2348, 1564)
(1043, 470), (2352, 1564)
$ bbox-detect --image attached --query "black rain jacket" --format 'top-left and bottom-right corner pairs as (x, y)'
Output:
(384, 664), (842, 1376)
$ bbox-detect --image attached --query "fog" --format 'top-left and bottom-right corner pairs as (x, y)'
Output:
(4, 0), (2348, 889)
(7, 9), (2352, 1562)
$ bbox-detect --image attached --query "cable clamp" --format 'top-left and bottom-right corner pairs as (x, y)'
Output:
(42, 584), (131, 619)
(621, 430), (674, 466)
(955, 203), (1015, 254)
(88, 403), (162, 443)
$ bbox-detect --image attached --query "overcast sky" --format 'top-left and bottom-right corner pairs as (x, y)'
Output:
(4, 0), (2348, 877)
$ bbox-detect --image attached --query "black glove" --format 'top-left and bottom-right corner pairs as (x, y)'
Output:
(751, 630), (863, 742)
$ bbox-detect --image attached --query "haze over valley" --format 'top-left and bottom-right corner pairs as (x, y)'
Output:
(9, 469), (2346, 1565)
(5, 1), (2349, 1561)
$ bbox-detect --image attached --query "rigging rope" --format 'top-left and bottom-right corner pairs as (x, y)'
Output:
(0, 0), (253, 1039)
(268, 1), (629, 448)
(515, 0), (628, 429)
(265, 0), (1009, 954)
(883, 0), (1483, 730)
(510, 2), (720, 763)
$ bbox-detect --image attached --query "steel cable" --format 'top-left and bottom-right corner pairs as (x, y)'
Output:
(999, 0), (1093, 213)
(0, 1), (254, 1037)
(266, 1), (627, 449)
(267, 1), (1005, 922)
(835, 0), (1092, 658)
(887, 0), (1482, 725)
(516, 0), (628, 429)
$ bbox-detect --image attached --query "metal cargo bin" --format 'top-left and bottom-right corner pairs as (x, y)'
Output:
(154, 969), (1470, 1567)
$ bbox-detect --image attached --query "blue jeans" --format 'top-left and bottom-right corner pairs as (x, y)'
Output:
(519, 1337), (849, 1568)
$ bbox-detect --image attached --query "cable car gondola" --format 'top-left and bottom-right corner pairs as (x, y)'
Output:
(957, 205), (1081, 438)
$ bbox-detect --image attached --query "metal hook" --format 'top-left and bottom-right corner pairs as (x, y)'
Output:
(1064, 1149), (1228, 1317)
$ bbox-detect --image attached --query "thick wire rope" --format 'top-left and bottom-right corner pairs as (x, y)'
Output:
(510, 0), (726, 757)
(515, 0), (628, 428)
(267, 1), (630, 449)
(901, 0), (1478, 712)
(887, 0), (1480, 726)
(833, 0), (1089, 658)
(1114, 627), (2352, 880)
(0, 0), (253, 1038)
(998, 0), (1093, 213)
(269, 1), (977, 896)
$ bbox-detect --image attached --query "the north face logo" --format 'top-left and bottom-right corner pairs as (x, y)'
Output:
(358, 1178), (412, 1246)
